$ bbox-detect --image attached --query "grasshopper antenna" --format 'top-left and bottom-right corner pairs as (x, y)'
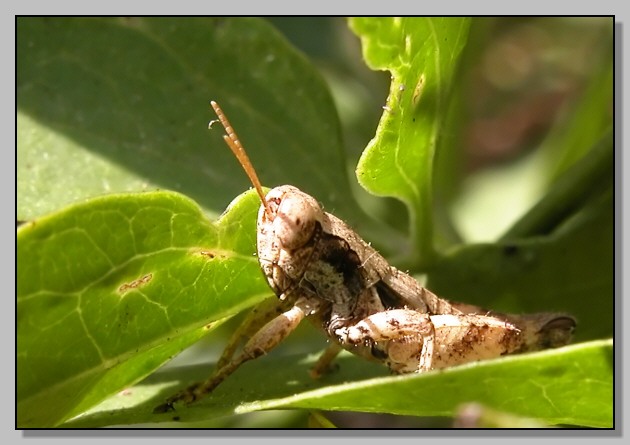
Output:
(210, 101), (271, 217)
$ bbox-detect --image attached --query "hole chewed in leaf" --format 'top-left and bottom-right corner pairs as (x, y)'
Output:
(412, 74), (426, 106)
(198, 250), (217, 259)
(118, 273), (153, 294)
(192, 248), (232, 261)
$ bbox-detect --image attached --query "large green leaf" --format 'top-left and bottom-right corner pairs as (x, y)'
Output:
(425, 129), (614, 339)
(349, 18), (471, 262)
(17, 190), (269, 427)
(17, 17), (365, 229)
(63, 340), (612, 428)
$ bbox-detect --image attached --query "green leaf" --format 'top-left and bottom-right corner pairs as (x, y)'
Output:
(17, 190), (269, 427)
(349, 17), (471, 263)
(63, 339), (612, 428)
(541, 42), (613, 182)
(500, 131), (613, 240)
(427, 183), (613, 342)
(17, 17), (364, 229)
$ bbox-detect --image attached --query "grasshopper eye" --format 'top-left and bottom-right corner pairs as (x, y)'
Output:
(274, 193), (320, 250)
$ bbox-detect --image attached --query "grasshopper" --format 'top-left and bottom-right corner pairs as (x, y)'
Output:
(154, 102), (575, 413)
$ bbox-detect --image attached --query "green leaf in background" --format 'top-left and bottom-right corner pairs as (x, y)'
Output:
(17, 17), (366, 230)
(426, 130), (614, 343)
(64, 340), (612, 428)
(349, 17), (471, 263)
(501, 131), (613, 241)
(428, 184), (613, 342)
(540, 44), (613, 182)
(17, 190), (269, 427)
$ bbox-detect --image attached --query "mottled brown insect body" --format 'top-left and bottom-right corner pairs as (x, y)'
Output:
(154, 102), (575, 414)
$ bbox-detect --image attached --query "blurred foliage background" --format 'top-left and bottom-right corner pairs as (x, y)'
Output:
(270, 17), (612, 243)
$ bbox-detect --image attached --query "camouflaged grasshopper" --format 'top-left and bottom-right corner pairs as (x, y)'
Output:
(154, 102), (575, 413)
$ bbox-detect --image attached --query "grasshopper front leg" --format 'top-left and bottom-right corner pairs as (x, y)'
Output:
(215, 296), (286, 369)
(154, 298), (311, 413)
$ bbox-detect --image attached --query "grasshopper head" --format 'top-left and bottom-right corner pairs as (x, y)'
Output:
(259, 185), (324, 251)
